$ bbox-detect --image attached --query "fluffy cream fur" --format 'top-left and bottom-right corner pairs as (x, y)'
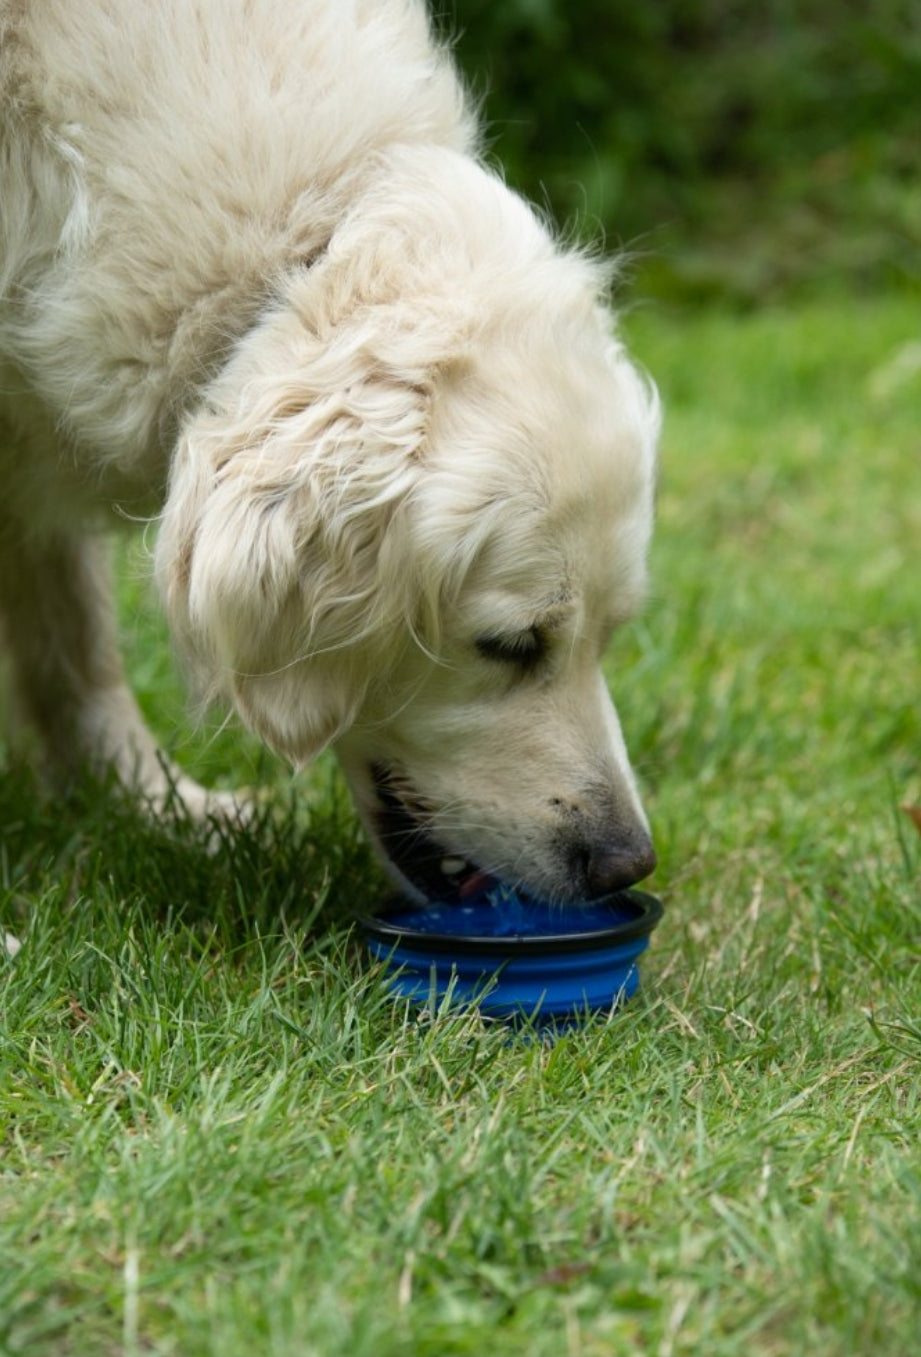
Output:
(0, 0), (660, 902)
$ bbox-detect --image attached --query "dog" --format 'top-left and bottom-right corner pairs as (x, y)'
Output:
(0, 0), (660, 906)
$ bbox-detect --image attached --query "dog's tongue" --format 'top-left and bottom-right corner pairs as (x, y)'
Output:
(457, 868), (496, 900)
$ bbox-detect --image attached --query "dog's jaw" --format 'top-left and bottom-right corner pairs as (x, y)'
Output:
(368, 764), (497, 904)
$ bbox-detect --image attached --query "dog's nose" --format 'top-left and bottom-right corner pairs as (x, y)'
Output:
(583, 834), (656, 896)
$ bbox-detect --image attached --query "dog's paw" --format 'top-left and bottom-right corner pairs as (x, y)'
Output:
(132, 772), (266, 854)
(165, 774), (255, 826)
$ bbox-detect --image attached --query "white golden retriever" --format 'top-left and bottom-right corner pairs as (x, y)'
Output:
(0, 0), (660, 905)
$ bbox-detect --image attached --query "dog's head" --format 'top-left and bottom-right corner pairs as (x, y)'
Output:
(158, 150), (660, 904)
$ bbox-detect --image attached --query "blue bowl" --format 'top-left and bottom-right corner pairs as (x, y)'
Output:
(360, 888), (663, 1024)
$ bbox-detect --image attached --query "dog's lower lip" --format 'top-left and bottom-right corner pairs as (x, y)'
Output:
(370, 765), (488, 903)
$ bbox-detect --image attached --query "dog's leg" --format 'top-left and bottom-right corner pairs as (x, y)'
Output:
(0, 512), (242, 821)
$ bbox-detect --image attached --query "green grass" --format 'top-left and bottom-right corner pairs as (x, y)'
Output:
(2, 293), (920, 1356)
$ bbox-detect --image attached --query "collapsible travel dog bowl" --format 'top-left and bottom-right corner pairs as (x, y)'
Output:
(361, 888), (664, 1024)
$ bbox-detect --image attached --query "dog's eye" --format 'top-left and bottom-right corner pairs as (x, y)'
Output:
(476, 627), (547, 671)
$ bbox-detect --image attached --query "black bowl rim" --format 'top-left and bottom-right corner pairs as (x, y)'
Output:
(359, 888), (664, 957)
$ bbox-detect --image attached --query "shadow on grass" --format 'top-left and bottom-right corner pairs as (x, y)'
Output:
(0, 754), (385, 949)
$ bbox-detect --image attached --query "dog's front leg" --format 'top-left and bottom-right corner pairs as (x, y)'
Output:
(0, 515), (240, 821)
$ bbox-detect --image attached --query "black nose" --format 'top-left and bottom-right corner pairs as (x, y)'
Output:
(582, 834), (657, 896)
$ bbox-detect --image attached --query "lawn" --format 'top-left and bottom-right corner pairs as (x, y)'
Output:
(1, 293), (919, 1356)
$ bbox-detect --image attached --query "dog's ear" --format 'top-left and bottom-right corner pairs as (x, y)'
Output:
(156, 311), (446, 763)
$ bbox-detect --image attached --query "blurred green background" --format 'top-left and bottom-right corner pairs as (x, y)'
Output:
(439, 0), (920, 305)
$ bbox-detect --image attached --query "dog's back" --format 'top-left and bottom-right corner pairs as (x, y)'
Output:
(0, 0), (474, 469)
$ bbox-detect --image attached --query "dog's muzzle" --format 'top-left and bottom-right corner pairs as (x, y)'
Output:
(369, 764), (656, 904)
